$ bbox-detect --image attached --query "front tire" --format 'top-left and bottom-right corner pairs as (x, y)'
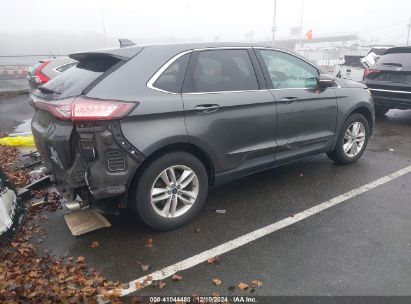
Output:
(132, 151), (208, 230)
(327, 113), (370, 164)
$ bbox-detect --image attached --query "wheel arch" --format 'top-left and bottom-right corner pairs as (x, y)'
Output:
(127, 142), (215, 205)
(331, 103), (374, 151)
(350, 106), (374, 133)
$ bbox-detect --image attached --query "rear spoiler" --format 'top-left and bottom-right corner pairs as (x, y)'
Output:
(69, 52), (128, 62)
(69, 45), (143, 62)
(119, 38), (135, 48)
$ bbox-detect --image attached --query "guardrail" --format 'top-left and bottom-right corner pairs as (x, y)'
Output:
(0, 65), (29, 78)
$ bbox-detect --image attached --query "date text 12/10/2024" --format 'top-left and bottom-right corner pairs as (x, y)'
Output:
(147, 296), (258, 303)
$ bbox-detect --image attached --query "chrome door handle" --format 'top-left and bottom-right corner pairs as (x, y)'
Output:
(280, 97), (298, 104)
(195, 104), (220, 113)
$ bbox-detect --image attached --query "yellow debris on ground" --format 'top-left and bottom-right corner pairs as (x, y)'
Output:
(0, 135), (35, 147)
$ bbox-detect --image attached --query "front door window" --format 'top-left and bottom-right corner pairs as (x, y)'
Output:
(259, 50), (319, 89)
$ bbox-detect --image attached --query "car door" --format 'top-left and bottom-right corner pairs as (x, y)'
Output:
(182, 48), (277, 182)
(255, 48), (338, 163)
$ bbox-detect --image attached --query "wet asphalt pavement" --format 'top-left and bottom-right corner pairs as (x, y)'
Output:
(0, 93), (33, 133)
(1, 93), (410, 297)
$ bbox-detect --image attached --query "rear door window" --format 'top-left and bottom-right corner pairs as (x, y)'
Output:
(55, 62), (77, 73)
(184, 49), (259, 93)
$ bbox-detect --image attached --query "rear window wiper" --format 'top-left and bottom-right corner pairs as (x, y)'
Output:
(38, 87), (60, 94)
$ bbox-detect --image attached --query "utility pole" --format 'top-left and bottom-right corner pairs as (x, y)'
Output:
(100, 0), (107, 47)
(272, 0), (277, 45)
(299, 0), (305, 49)
(186, 4), (192, 40)
(407, 18), (411, 46)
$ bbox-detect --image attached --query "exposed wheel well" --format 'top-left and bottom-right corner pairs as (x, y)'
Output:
(351, 106), (374, 133)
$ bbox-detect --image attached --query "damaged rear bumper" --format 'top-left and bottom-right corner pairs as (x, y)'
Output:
(31, 109), (145, 205)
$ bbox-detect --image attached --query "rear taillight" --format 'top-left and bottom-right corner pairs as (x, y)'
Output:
(32, 96), (136, 121)
(70, 97), (136, 121)
(34, 61), (50, 84)
(363, 69), (381, 79)
(33, 97), (74, 120)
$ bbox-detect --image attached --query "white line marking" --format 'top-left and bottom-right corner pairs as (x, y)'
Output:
(119, 165), (411, 297)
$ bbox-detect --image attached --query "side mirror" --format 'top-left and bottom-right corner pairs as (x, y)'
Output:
(317, 74), (335, 88)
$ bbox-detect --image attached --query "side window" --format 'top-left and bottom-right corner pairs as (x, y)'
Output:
(186, 50), (259, 93)
(259, 50), (319, 89)
(153, 53), (191, 93)
(55, 62), (77, 73)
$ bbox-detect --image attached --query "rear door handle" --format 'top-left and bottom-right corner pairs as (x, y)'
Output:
(195, 104), (220, 114)
(280, 97), (298, 104)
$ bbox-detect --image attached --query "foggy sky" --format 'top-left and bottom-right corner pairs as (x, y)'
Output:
(1, 0), (410, 55)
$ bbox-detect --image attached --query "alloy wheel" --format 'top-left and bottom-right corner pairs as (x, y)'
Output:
(150, 165), (199, 218)
(343, 121), (366, 158)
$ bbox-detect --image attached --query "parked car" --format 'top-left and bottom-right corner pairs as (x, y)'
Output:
(30, 43), (374, 230)
(336, 46), (393, 82)
(27, 57), (77, 90)
(336, 55), (366, 82)
(363, 46), (411, 116)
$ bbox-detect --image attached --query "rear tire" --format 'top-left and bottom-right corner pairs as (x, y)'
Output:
(375, 106), (390, 117)
(132, 151), (208, 231)
(327, 113), (370, 164)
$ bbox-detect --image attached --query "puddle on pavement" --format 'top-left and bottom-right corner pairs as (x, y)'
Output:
(13, 118), (32, 134)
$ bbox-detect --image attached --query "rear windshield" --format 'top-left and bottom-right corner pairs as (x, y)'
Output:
(369, 48), (389, 56)
(34, 56), (121, 100)
(377, 53), (411, 68)
(344, 56), (363, 67)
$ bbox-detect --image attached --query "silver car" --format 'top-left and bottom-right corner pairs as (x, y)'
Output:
(28, 57), (77, 90)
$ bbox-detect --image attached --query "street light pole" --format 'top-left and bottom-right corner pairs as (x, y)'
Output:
(100, 0), (107, 47)
(272, 0), (277, 45)
(299, 0), (305, 48)
(407, 18), (411, 46)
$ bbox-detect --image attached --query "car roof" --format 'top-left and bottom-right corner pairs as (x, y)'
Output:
(69, 42), (290, 61)
(384, 47), (411, 55)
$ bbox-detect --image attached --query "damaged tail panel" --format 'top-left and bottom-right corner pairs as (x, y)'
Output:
(31, 107), (144, 207)
(30, 49), (145, 208)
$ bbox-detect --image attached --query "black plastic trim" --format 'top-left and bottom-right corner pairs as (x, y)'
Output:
(111, 122), (145, 162)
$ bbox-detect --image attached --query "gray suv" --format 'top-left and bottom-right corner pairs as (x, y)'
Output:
(30, 43), (374, 230)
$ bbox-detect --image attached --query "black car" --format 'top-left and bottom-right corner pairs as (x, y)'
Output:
(30, 43), (374, 230)
(363, 47), (411, 116)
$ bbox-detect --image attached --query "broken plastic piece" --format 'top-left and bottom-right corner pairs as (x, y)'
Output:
(0, 135), (35, 147)
(0, 188), (16, 233)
